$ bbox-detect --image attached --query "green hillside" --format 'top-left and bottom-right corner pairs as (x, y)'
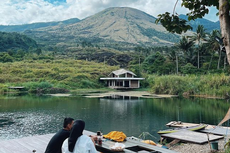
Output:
(0, 32), (38, 52)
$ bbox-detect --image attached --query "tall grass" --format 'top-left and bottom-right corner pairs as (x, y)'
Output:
(149, 74), (230, 98)
(0, 59), (118, 93)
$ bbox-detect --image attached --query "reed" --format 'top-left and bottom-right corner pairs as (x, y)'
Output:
(149, 74), (230, 98)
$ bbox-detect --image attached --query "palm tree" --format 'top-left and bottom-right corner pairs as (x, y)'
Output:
(167, 47), (180, 74)
(190, 25), (207, 69)
(177, 36), (195, 65)
(207, 30), (221, 69)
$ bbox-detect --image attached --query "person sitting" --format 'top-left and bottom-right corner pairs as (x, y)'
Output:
(62, 120), (98, 153)
(45, 117), (74, 153)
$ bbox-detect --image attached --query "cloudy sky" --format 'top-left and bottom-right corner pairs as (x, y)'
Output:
(0, 0), (219, 25)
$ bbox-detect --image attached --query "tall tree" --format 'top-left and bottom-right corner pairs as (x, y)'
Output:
(177, 36), (195, 65)
(190, 25), (207, 69)
(156, 0), (230, 65)
(207, 30), (222, 69)
(167, 47), (180, 74)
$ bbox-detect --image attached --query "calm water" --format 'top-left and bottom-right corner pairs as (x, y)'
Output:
(0, 94), (229, 142)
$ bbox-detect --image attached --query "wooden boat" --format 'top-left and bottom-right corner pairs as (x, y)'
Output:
(158, 124), (207, 134)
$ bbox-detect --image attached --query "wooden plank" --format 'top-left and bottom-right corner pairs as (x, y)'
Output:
(161, 130), (223, 144)
(0, 131), (178, 153)
(201, 126), (230, 135)
(0, 134), (54, 153)
(166, 139), (180, 148)
(126, 138), (178, 153)
(8, 86), (24, 88)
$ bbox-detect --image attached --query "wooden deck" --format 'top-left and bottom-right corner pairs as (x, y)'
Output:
(0, 134), (54, 153)
(0, 130), (177, 153)
(161, 130), (223, 144)
(201, 126), (230, 135)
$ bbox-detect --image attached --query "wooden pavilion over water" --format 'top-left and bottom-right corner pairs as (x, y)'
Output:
(100, 69), (144, 89)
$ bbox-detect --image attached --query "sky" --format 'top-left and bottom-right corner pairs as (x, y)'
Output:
(0, 0), (219, 25)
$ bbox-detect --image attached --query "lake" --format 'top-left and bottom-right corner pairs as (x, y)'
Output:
(0, 94), (229, 142)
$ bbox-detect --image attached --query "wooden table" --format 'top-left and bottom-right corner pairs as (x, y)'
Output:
(83, 130), (178, 153)
(94, 137), (178, 153)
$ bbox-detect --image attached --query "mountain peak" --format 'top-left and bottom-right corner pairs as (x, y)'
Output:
(89, 7), (156, 22)
(49, 6), (172, 45)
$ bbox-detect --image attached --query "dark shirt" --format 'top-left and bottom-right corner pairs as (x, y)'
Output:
(45, 129), (70, 153)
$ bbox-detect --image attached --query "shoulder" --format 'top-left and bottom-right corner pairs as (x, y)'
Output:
(79, 135), (91, 140)
(60, 129), (70, 136)
(77, 135), (92, 144)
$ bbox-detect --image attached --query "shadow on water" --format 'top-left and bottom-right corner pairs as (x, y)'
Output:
(0, 117), (15, 127)
(0, 94), (229, 142)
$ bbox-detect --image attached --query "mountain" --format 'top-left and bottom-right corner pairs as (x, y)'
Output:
(179, 14), (220, 32)
(0, 7), (220, 50)
(0, 32), (37, 52)
(24, 7), (180, 48)
(0, 18), (80, 32)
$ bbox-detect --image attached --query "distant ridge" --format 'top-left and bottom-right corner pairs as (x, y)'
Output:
(0, 18), (80, 32)
(179, 14), (220, 32)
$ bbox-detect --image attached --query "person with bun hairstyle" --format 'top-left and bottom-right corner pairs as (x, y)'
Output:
(62, 120), (98, 153)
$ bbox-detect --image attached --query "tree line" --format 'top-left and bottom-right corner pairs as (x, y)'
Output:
(131, 26), (227, 75)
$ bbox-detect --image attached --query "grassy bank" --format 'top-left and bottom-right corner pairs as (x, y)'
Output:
(148, 74), (230, 98)
(0, 59), (118, 94)
(1, 59), (230, 98)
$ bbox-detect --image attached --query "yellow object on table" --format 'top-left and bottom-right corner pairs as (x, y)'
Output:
(142, 140), (157, 146)
(103, 131), (127, 142)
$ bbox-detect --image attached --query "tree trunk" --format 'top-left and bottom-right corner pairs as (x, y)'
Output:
(198, 49), (200, 69)
(219, 0), (230, 65)
(176, 55), (178, 74)
(208, 53), (213, 71)
(218, 47), (221, 69)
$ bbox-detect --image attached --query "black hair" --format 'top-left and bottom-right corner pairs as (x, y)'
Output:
(63, 117), (74, 128)
(68, 120), (85, 152)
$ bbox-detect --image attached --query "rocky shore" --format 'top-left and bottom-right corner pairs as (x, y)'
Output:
(170, 138), (229, 153)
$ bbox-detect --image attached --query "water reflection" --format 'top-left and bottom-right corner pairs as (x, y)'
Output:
(0, 95), (229, 142)
(102, 95), (141, 100)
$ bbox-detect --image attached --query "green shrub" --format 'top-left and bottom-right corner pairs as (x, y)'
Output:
(151, 75), (188, 95)
(181, 63), (197, 74)
(22, 73), (35, 78)
(23, 81), (53, 93)
(79, 79), (99, 88)
(37, 82), (53, 89)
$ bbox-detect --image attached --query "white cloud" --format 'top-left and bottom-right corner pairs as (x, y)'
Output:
(0, 0), (219, 25)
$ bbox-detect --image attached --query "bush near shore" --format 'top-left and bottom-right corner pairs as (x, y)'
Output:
(148, 74), (230, 98)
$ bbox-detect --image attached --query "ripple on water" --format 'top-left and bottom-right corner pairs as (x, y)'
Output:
(0, 112), (61, 140)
